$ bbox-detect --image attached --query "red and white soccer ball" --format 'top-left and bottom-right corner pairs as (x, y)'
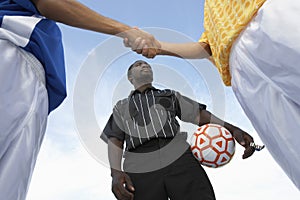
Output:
(190, 124), (235, 168)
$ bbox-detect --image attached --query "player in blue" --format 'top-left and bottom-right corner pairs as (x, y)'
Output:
(0, 1), (160, 200)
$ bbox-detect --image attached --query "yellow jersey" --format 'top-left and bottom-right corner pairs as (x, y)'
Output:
(199, 0), (266, 86)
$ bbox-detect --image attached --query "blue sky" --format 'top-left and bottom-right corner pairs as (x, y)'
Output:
(26, 0), (299, 199)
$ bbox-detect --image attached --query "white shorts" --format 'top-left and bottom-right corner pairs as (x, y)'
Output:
(0, 40), (48, 200)
(230, 0), (300, 190)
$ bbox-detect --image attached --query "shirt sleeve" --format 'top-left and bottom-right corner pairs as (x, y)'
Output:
(101, 107), (125, 142)
(198, 31), (217, 67)
(199, 31), (209, 44)
(14, 0), (40, 14)
(175, 91), (206, 124)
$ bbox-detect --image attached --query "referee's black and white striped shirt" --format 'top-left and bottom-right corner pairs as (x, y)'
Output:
(103, 87), (206, 150)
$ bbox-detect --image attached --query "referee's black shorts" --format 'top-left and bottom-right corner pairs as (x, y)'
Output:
(123, 136), (216, 200)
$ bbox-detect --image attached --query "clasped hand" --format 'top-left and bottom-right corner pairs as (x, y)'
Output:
(111, 170), (135, 200)
(123, 27), (161, 58)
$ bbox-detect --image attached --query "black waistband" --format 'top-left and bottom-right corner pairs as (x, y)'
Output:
(127, 132), (188, 153)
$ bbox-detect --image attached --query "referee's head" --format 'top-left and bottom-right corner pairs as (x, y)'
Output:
(127, 60), (153, 88)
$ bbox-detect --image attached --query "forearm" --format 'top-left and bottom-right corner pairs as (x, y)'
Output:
(108, 137), (124, 175)
(31, 0), (131, 36)
(159, 41), (211, 59)
(199, 110), (237, 133)
(108, 138), (135, 198)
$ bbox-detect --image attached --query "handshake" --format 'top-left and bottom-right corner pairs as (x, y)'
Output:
(121, 27), (162, 59)
(120, 27), (212, 60)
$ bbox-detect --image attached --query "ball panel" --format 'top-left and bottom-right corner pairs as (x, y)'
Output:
(191, 147), (202, 161)
(196, 134), (210, 149)
(217, 153), (231, 166)
(227, 140), (235, 155)
(211, 137), (226, 152)
(220, 127), (233, 139)
(190, 133), (198, 147)
(201, 148), (218, 162)
(205, 126), (220, 138)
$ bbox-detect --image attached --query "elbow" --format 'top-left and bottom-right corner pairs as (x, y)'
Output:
(108, 137), (124, 149)
(31, 0), (49, 15)
(198, 109), (211, 126)
(31, 0), (68, 22)
(198, 42), (212, 58)
(203, 43), (212, 56)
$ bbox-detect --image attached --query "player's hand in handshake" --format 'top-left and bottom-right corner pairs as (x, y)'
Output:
(123, 27), (161, 59)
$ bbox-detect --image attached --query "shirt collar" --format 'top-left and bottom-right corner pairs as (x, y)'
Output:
(129, 86), (159, 97)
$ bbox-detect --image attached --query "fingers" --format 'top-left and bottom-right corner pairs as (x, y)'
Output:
(124, 174), (135, 192)
(144, 36), (161, 58)
(232, 130), (255, 159)
(241, 133), (256, 159)
(242, 144), (255, 159)
(123, 28), (161, 58)
(142, 47), (156, 58)
(112, 184), (134, 200)
(112, 182), (134, 200)
(232, 129), (265, 159)
(112, 173), (134, 200)
(125, 37), (160, 58)
(242, 142), (265, 159)
(132, 37), (145, 54)
(123, 37), (145, 55)
(123, 38), (130, 47)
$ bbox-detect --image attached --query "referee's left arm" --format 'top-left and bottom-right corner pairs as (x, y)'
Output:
(108, 137), (135, 200)
(198, 109), (255, 159)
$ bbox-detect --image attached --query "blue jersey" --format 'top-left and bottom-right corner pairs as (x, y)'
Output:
(0, 0), (66, 113)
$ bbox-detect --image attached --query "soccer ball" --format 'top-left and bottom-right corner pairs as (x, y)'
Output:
(190, 124), (235, 168)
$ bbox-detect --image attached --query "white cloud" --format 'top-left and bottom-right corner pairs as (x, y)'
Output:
(27, 131), (115, 200)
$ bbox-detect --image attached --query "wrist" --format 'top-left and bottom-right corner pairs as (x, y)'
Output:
(110, 168), (123, 177)
(223, 122), (237, 134)
(117, 27), (136, 39)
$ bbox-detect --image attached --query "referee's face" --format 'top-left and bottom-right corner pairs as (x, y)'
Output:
(128, 60), (153, 87)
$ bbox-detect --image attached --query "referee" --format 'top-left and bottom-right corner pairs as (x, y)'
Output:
(102, 60), (256, 200)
